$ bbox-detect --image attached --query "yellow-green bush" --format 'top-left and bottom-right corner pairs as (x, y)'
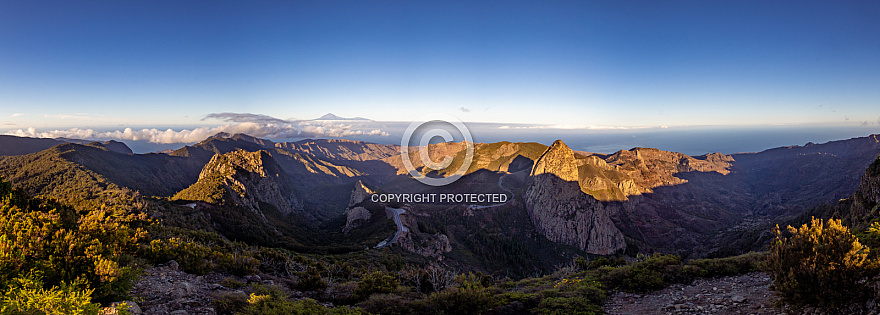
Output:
(0, 272), (99, 315)
(145, 234), (260, 276)
(0, 178), (148, 303)
(765, 218), (878, 307)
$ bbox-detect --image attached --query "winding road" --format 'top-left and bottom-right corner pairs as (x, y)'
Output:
(375, 207), (408, 249)
(375, 172), (517, 248)
(469, 173), (514, 210)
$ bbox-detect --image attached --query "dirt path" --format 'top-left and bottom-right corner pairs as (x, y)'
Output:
(605, 272), (788, 314)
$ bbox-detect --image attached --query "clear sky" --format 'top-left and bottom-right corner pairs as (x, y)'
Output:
(1, 1), (879, 132)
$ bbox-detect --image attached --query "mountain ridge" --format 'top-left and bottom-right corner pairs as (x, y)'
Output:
(2, 132), (880, 260)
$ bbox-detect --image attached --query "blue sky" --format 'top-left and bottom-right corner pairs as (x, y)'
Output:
(1, 1), (879, 137)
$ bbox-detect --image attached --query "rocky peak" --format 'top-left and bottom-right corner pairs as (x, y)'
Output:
(531, 140), (579, 181)
(102, 140), (134, 154)
(199, 150), (278, 180)
(211, 132), (232, 139)
(604, 148), (733, 192)
(525, 140), (626, 255)
(343, 180), (376, 234)
(838, 155), (880, 226)
(85, 140), (133, 155)
(527, 141), (724, 202)
(348, 180), (374, 207)
(179, 150), (302, 220)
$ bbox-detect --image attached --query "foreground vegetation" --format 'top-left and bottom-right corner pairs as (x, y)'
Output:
(765, 217), (880, 309)
(0, 177), (148, 313)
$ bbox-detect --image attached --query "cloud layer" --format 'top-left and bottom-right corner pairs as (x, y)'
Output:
(6, 113), (389, 144)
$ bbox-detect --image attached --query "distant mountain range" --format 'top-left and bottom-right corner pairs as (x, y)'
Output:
(0, 135), (133, 156)
(313, 113), (370, 121)
(1, 132), (879, 271)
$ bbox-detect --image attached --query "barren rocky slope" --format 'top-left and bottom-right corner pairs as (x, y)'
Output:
(605, 272), (784, 315)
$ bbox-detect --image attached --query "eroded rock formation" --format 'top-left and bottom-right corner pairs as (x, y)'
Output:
(525, 140), (626, 255)
(176, 149), (302, 222)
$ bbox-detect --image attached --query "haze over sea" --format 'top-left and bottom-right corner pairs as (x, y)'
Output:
(300, 124), (880, 156)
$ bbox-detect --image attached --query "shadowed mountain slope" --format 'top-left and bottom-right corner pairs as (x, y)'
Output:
(0, 143), (203, 199)
(276, 138), (400, 161)
(0, 135), (67, 156)
(85, 140), (133, 154)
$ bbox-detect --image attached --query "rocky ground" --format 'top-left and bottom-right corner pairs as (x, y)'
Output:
(115, 261), (278, 315)
(604, 272), (786, 315)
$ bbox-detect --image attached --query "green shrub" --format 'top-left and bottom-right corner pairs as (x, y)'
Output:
(856, 221), (880, 250)
(212, 291), (249, 315)
(576, 256), (626, 270)
(495, 291), (540, 311)
(248, 283), (289, 300)
(602, 254), (680, 292)
(601, 253), (764, 293)
(145, 235), (259, 276)
(239, 296), (366, 315)
(606, 266), (665, 292)
(296, 269), (328, 292)
(765, 218), (878, 307)
(146, 237), (212, 274)
(687, 252), (764, 277)
(355, 271), (398, 297)
(357, 293), (417, 315)
(534, 296), (603, 315)
(566, 278), (605, 303)
(220, 277), (246, 289)
(420, 286), (497, 315)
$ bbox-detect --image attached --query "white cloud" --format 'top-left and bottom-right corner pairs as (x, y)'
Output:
(6, 121), (389, 144)
(10, 113), (23, 117)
